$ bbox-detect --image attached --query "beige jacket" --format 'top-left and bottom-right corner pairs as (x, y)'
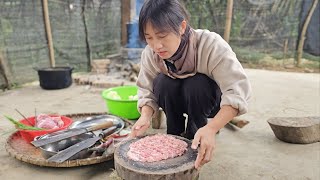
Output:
(136, 29), (251, 117)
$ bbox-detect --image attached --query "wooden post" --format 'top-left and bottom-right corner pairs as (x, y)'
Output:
(42, 0), (55, 67)
(283, 39), (288, 59)
(0, 50), (11, 90)
(296, 0), (318, 67)
(224, 0), (233, 43)
(82, 0), (92, 72)
(121, 0), (131, 46)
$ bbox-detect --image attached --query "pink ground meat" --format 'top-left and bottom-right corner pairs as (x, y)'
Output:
(127, 134), (188, 162)
(35, 114), (64, 129)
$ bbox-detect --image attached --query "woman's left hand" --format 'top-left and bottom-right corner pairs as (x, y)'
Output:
(191, 125), (217, 170)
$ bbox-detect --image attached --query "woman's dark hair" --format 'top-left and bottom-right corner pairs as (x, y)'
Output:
(138, 0), (190, 41)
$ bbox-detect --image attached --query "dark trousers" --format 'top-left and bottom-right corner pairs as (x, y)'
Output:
(153, 73), (222, 139)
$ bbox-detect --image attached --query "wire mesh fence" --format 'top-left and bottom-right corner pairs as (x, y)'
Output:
(0, 0), (319, 87)
(184, 0), (319, 67)
(0, 0), (121, 85)
(184, 0), (302, 53)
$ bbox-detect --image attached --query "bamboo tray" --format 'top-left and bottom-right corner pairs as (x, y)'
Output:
(5, 112), (134, 167)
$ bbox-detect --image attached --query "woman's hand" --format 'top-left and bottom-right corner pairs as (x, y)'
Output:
(191, 105), (238, 169)
(129, 115), (151, 138)
(129, 105), (154, 138)
(191, 125), (217, 170)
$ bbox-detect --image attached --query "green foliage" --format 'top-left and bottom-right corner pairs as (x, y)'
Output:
(0, 18), (13, 35)
(303, 53), (320, 62)
(231, 11), (244, 37)
(0, 18), (13, 47)
(233, 47), (265, 63)
(4, 115), (44, 130)
(270, 51), (320, 62)
(183, 0), (226, 32)
(270, 51), (286, 60)
(269, 51), (298, 60)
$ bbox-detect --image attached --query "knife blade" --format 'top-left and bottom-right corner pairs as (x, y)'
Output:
(47, 126), (118, 163)
(31, 120), (116, 147)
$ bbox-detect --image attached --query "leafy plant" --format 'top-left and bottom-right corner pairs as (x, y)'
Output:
(4, 115), (43, 130)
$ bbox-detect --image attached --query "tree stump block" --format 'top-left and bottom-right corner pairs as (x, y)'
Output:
(114, 135), (199, 180)
(267, 117), (320, 144)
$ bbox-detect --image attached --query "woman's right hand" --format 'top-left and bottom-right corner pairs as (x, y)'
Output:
(129, 115), (151, 138)
(129, 105), (154, 138)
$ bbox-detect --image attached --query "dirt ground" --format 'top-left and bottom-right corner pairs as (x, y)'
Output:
(0, 68), (319, 180)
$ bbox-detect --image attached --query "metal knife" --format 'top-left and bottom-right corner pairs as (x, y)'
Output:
(47, 126), (118, 163)
(31, 121), (117, 147)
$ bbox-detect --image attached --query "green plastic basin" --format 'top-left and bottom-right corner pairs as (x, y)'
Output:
(101, 85), (140, 120)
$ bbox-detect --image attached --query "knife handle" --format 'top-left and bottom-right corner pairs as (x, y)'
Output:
(87, 121), (114, 131)
(99, 126), (117, 138)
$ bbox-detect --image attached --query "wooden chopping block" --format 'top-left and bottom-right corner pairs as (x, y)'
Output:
(114, 135), (199, 180)
(267, 116), (320, 144)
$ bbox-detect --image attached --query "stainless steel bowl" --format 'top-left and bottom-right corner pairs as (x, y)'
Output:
(36, 129), (96, 160)
(69, 114), (125, 136)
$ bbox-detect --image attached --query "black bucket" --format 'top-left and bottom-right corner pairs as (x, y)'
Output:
(36, 67), (73, 90)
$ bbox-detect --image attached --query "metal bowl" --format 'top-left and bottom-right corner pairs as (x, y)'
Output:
(36, 129), (96, 160)
(69, 114), (125, 136)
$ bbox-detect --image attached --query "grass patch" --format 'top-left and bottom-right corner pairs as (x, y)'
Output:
(233, 47), (319, 73)
(269, 51), (286, 60)
(233, 47), (265, 63)
(269, 51), (320, 62)
(302, 53), (320, 62)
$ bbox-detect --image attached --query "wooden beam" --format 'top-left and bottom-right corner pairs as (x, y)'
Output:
(0, 50), (11, 90)
(121, 0), (131, 46)
(42, 0), (55, 67)
(224, 0), (233, 43)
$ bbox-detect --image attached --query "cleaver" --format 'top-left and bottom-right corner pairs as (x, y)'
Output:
(31, 121), (117, 147)
(47, 126), (118, 163)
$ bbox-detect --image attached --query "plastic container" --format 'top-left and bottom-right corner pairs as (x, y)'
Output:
(36, 67), (73, 90)
(19, 115), (73, 143)
(101, 86), (140, 120)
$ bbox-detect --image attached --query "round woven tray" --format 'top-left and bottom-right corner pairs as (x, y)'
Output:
(5, 112), (134, 167)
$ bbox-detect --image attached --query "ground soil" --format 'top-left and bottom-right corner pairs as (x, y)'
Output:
(0, 69), (319, 180)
